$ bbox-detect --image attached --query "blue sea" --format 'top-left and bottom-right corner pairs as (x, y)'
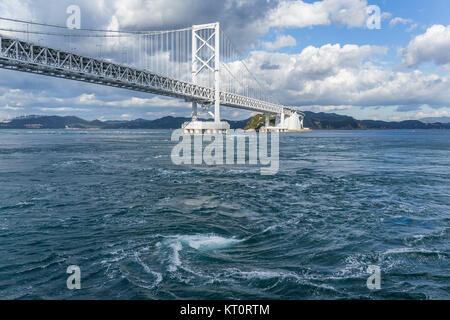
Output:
(0, 129), (448, 300)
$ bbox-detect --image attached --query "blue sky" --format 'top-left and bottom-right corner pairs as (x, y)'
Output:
(0, 0), (449, 122)
(270, 0), (450, 56)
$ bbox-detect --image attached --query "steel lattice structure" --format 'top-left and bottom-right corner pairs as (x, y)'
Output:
(0, 34), (303, 118)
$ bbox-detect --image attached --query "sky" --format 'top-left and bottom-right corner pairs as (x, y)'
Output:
(0, 0), (450, 121)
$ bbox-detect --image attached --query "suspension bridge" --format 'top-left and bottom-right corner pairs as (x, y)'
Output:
(0, 17), (305, 133)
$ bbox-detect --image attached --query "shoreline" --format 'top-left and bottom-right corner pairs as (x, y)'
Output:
(1, 128), (450, 131)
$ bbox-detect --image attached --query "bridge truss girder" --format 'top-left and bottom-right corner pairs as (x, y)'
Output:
(0, 35), (303, 119)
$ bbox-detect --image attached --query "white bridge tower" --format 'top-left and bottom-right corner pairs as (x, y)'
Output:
(183, 22), (230, 134)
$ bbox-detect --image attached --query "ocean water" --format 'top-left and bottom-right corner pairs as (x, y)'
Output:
(0, 129), (448, 300)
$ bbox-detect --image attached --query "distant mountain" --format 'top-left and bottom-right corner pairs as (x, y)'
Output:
(102, 117), (249, 130)
(360, 119), (450, 129)
(0, 115), (104, 129)
(303, 112), (450, 130)
(0, 115), (250, 130)
(420, 117), (450, 124)
(2, 113), (450, 130)
(303, 111), (363, 129)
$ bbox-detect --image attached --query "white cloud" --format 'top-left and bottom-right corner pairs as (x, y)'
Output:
(100, 0), (280, 49)
(0, 87), (64, 107)
(390, 17), (412, 26)
(0, 0), (387, 53)
(243, 43), (450, 108)
(38, 107), (88, 112)
(78, 93), (97, 104)
(0, 0), (34, 20)
(402, 25), (450, 67)
(262, 35), (297, 51)
(389, 17), (417, 32)
(267, 0), (330, 28)
(71, 94), (189, 108)
(104, 96), (190, 108)
(414, 108), (450, 120)
(304, 105), (353, 112)
(266, 0), (376, 29)
(4, 104), (23, 110)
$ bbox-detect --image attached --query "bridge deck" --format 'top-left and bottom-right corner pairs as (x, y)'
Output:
(0, 35), (299, 116)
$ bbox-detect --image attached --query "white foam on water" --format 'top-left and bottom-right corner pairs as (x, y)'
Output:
(335, 254), (372, 279)
(403, 228), (448, 246)
(235, 269), (294, 280)
(221, 268), (337, 292)
(176, 234), (243, 251)
(182, 196), (216, 208)
(157, 234), (244, 274)
(333, 246), (444, 281)
(100, 237), (164, 280)
(383, 247), (444, 260)
(134, 252), (163, 289)
(168, 241), (182, 272)
(0, 219), (8, 230)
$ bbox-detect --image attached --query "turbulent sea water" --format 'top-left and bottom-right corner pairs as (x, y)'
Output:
(0, 129), (448, 300)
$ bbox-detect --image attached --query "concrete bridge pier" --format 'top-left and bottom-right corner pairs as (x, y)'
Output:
(183, 101), (230, 134)
(182, 120), (230, 135)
